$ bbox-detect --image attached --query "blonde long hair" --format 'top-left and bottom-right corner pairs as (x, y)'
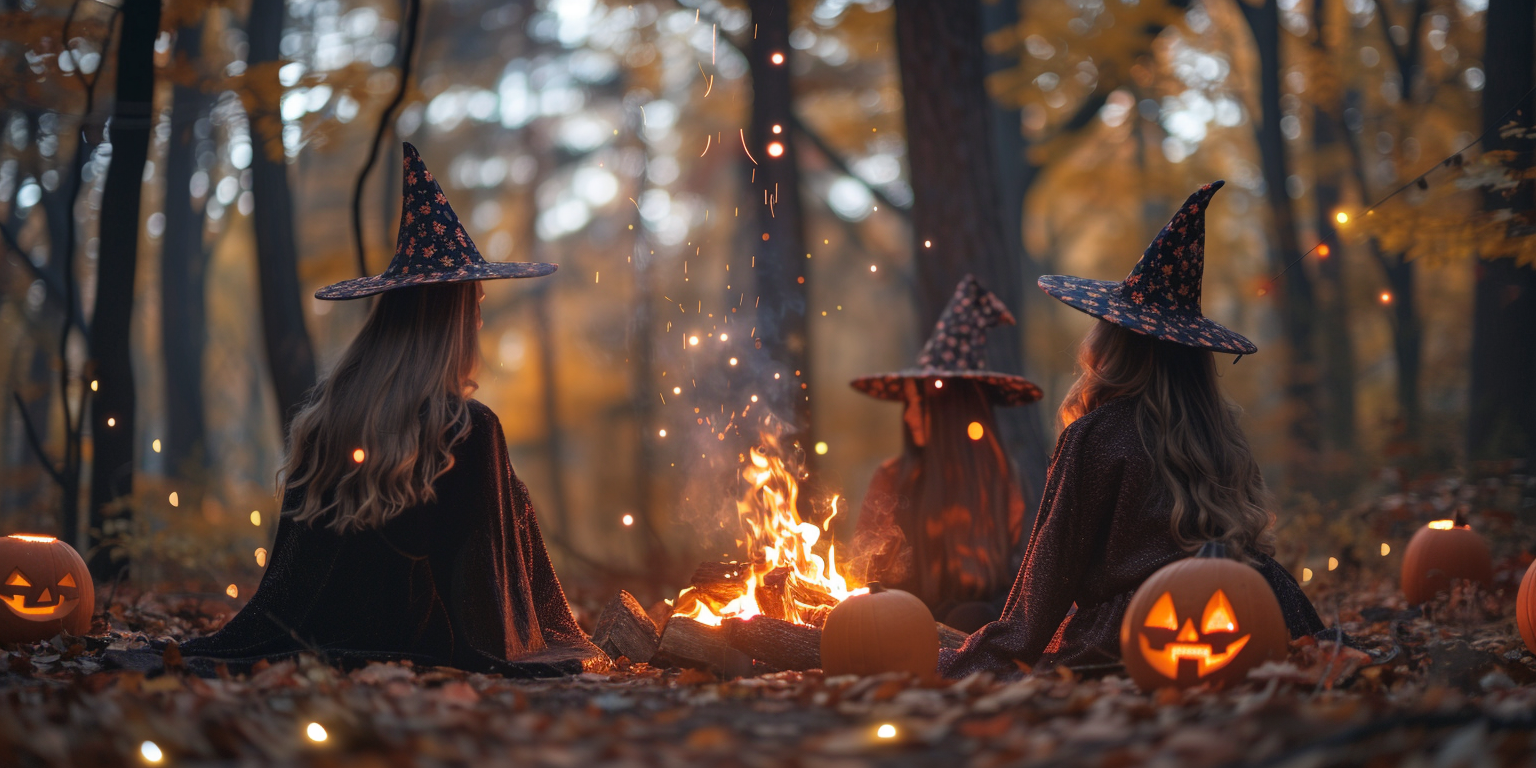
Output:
(282, 283), (481, 532)
(1059, 320), (1274, 558)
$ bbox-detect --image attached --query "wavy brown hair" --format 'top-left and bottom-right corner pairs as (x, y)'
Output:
(281, 283), (481, 532)
(1059, 320), (1274, 559)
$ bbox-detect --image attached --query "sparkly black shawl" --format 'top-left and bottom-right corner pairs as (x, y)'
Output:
(180, 400), (607, 677)
(941, 397), (1323, 678)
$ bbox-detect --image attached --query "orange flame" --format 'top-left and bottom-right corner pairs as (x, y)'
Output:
(673, 434), (862, 626)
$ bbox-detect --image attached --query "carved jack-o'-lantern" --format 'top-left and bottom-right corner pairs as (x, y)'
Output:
(1120, 542), (1288, 691)
(0, 534), (94, 643)
(1400, 509), (1492, 605)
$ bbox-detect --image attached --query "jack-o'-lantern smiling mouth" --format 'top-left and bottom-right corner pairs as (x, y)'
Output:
(1, 569), (79, 622)
(1137, 588), (1250, 679)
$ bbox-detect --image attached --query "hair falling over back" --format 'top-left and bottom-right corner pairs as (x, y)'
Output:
(281, 283), (481, 533)
(1059, 320), (1275, 559)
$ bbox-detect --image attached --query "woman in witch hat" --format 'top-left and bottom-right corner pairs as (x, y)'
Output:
(942, 181), (1322, 677)
(849, 275), (1042, 632)
(181, 144), (606, 676)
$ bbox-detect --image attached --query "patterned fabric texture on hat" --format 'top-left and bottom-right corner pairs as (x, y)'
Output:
(315, 143), (557, 300)
(1036, 180), (1257, 355)
(849, 275), (1042, 406)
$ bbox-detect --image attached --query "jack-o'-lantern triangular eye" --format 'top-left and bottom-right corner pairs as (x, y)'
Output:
(1142, 591), (1179, 630)
(4, 570), (28, 588)
(1201, 589), (1237, 633)
(58, 573), (75, 588)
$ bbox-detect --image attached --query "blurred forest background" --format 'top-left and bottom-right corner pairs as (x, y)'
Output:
(0, 0), (1533, 610)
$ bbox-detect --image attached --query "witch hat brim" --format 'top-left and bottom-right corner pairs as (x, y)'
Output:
(850, 369), (1043, 406)
(315, 261), (558, 300)
(1038, 180), (1257, 355)
(315, 143), (557, 300)
(1037, 275), (1256, 355)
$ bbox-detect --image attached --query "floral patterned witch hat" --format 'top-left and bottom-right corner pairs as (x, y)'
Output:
(850, 275), (1043, 406)
(315, 143), (556, 300)
(1037, 180), (1257, 355)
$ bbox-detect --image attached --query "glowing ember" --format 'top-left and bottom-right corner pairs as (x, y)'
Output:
(672, 433), (862, 627)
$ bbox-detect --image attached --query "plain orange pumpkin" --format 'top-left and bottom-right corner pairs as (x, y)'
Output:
(1516, 561), (1536, 656)
(0, 534), (94, 643)
(1400, 510), (1492, 605)
(1119, 542), (1289, 691)
(819, 583), (938, 679)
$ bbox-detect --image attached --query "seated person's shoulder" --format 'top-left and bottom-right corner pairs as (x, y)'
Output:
(1058, 397), (1144, 464)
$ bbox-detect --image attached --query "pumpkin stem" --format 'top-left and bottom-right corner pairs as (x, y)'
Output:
(1196, 541), (1228, 559)
(866, 582), (887, 594)
(1453, 507), (1468, 528)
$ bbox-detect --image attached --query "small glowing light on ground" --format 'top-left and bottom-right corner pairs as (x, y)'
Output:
(750, 395), (758, 402)
(933, 380), (944, 389)
(226, 584), (239, 598)
(140, 740), (163, 763)
(306, 722), (328, 742)
(152, 439), (161, 453)
(658, 429), (667, 437)
(622, 514), (634, 526)
(1302, 568), (1313, 582)
(689, 336), (700, 346)
(1379, 291), (1393, 304)
(1380, 542), (1391, 556)
(168, 492), (179, 507)
(729, 357), (739, 366)
(352, 448), (365, 463)
(90, 380), (99, 392)
(107, 417), (116, 427)
(876, 724), (897, 739)
(770, 51), (784, 65)
(767, 142), (784, 157)
(1316, 244), (1330, 258)
(1328, 557), (1339, 571)
(251, 510), (261, 526)
(967, 422), (984, 440)
(255, 548), (267, 567)
(1335, 211), (1350, 224)
(814, 441), (829, 455)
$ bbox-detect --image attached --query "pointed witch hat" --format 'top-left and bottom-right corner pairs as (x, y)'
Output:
(850, 275), (1043, 406)
(315, 143), (556, 300)
(1037, 180), (1256, 355)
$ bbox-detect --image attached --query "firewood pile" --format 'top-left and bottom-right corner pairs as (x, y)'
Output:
(591, 563), (968, 677)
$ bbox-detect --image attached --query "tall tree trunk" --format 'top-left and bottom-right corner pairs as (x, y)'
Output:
(979, 0), (1049, 524)
(1469, 0), (1536, 465)
(248, 0), (318, 435)
(894, 0), (1046, 524)
(88, 0), (161, 577)
(1237, 0), (1321, 485)
(1311, 116), (1355, 453)
(745, 0), (811, 444)
(160, 18), (212, 501)
(1378, 249), (1421, 439)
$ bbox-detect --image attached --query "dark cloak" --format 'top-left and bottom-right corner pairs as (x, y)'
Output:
(851, 380), (1026, 626)
(940, 396), (1323, 679)
(179, 400), (608, 677)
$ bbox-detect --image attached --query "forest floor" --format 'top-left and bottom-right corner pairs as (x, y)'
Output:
(0, 573), (1533, 767)
(2, 472), (1536, 766)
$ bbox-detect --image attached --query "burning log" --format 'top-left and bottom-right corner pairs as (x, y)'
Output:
(722, 615), (821, 672)
(654, 616), (753, 678)
(687, 561), (750, 605)
(591, 591), (659, 664)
